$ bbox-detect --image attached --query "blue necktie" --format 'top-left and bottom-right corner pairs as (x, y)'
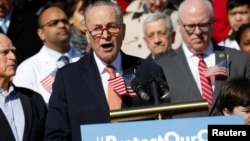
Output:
(58, 56), (69, 66)
(0, 18), (7, 34)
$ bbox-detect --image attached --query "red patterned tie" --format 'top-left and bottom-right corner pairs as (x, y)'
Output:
(105, 65), (121, 110)
(197, 54), (213, 110)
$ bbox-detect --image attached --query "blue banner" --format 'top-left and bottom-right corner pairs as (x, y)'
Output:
(81, 115), (244, 141)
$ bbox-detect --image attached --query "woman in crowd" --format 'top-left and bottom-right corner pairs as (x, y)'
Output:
(64, 0), (93, 54)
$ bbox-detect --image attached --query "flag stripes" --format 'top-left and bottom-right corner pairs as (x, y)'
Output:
(40, 70), (56, 93)
(108, 76), (137, 97)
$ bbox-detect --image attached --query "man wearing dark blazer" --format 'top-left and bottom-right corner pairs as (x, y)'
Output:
(0, 33), (47, 141)
(155, 0), (250, 118)
(45, 1), (168, 141)
(0, 0), (43, 65)
(0, 87), (47, 141)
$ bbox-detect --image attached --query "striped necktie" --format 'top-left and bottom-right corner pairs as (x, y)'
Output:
(0, 18), (7, 34)
(105, 65), (121, 110)
(197, 54), (213, 110)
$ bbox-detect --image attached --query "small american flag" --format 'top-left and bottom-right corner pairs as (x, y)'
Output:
(123, 74), (137, 97)
(108, 74), (137, 97)
(40, 70), (56, 93)
(204, 60), (228, 77)
(109, 76), (127, 95)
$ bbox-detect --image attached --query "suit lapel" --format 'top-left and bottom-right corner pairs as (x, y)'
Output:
(211, 47), (229, 113)
(17, 91), (32, 141)
(0, 89), (31, 141)
(120, 53), (140, 106)
(175, 47), (201, 96)
(121, 52), (139, 76)
(0, 110), (15, 141)
(81, 53), (110, 114)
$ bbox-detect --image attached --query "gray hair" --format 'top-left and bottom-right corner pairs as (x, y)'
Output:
(142, 12), (174, 35)
(84, 0), (123, 26)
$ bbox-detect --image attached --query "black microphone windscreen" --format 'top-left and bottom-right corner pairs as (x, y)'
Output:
(130, 77), (149, 100)
(130, 77), (144, 89)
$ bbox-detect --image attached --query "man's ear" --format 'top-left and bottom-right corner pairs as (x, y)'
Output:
(37, 28), (45, 42)
(222, 108), (232, 116)
(143, 36), (147, 43)
(85, 28), (91, 44)
(121, 23), (126, 40)
(177, 20), (182, 33)
(171, 31), (176, 44)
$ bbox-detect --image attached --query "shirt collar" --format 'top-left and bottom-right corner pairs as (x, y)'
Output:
(44, 45), (74, 62)
(0, 7), (13, 27)
(0, 82), (16, 97)
(182, 41), (214, 59)
(94, 52), (122, 75)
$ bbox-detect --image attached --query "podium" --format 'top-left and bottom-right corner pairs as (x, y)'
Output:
(110, 100), (208, 122)
(81, 116), (244, 141)
(80, 100), (244, 141)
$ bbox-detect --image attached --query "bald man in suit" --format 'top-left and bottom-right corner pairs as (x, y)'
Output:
(0, 33), (47, 141)
(155, 0), (250, 118)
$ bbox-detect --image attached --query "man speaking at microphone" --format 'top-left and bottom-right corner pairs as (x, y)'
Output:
(45, 1), (169, 141)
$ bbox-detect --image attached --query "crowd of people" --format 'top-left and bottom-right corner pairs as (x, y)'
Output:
(0, 0), (250, 140)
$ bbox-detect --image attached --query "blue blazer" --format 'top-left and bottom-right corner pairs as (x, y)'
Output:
(45, 51), (167, 141)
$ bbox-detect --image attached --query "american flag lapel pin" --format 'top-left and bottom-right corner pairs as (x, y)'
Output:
(218, 53), (225, 59)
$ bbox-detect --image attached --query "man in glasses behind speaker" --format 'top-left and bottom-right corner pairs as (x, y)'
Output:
(12, 5), (83, 106)
(155, 0), (250, 118)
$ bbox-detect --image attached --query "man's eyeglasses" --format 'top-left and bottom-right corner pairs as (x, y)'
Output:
(179, 20), (212, 34)
(149, 0), (167, 3)
(40, 19), (70, 28)
(86, 25), (121, 40)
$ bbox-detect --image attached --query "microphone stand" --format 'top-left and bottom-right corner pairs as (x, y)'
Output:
(149, 77), (162, 120)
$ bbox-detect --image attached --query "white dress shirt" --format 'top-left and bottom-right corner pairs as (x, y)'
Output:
(94, 52), (123, 100)
(13, 45), (83, 105)
(182, 41), (216, 94)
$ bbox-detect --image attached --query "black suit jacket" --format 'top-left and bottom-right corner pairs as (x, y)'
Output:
(45, 51), (167, 141)
(155, 43), (250, 118)
(4, 5), (43, 65)
(0, 86), (47, 141)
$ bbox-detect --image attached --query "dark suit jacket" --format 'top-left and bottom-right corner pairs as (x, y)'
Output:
(0, 86), (47, 141)
(4, 5), (43, 65)
(45, 51), (167, 141)
(155, 43), (250, 118)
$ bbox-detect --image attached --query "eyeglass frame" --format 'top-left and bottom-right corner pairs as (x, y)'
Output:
(39, 18), (70, 28)
(86, 25), (122, 40)
(178, 19), (212, 35)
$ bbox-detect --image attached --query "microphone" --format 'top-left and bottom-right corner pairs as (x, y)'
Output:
(149, 78), (160, 105)
(155, 77), (171, 100)
(130, 77), (150, 100)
